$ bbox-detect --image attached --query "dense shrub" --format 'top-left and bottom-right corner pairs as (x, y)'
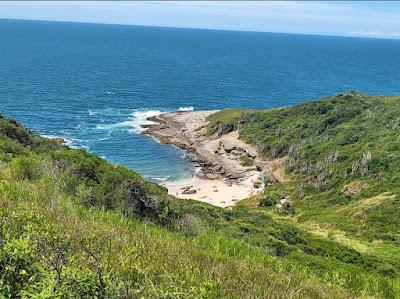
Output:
(10, 155), (42, 180)
(259, 197), (276, 207)
(0, 238), (41, 298)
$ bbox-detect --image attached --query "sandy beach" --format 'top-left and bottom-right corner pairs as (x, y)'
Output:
(142, 110), (285, 207)
(162, 173), (263, 207)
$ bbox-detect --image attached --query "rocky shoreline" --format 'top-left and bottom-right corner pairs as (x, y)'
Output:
(142, 110), (286, 185)
(143, 111), (254, 181)
(143, 110), (290, 207)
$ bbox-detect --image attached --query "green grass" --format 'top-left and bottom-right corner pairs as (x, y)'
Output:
(207, 109), (246, 136)
(208, 92), (400, 240)
(1, 92), (400, 298)
(239, 154), (253, 167)
(208, 92), (400, 297)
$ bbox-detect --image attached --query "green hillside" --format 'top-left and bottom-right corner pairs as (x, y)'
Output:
(1, 92), (399, 298)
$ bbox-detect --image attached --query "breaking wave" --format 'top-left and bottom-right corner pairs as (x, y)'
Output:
(96, 109), (163, 134)
(178, 106), (194, 111)
(40, 134), (87, 150)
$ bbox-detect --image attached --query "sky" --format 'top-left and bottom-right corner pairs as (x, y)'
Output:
(0, 1), (400, 39)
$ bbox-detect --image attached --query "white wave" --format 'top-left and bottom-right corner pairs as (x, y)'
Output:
(96, 120), (134, 130)
(193, 166), (203, 174)
(129, 109), (163, 133)
(64, 138), (75, 147)
(149, 176), (170, 182)
(178, 106), (194, 112)
(80, 144), (90, 150)
(40, 134), (92, 151)
(89, 108), (119, 116)
(40, 134), (74, 147)
(143, 133), (162, 143)
(95, 109), (163, 134)
(64, 137), (88, 150)
(40, 134), (58, 139)
(96, 136), (112, 141)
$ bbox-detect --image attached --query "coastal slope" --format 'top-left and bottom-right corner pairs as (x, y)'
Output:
(1, 92), (399, 298)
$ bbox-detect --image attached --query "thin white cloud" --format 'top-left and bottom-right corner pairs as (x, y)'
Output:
(348, 30), (400, 38)
(0, 1), (399, 39)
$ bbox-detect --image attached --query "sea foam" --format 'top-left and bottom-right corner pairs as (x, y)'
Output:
(95, 109), (163, 134)
(40, 134), (78, 149)
(94, 106), (193, 135)
(130, 109), (163, 133)
(178, 106), (194, 112)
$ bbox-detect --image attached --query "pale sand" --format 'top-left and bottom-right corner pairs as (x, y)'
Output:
(162, 172), (263, 208)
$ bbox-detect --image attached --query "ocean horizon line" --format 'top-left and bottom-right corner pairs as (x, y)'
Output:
(1, 17), (400, 42)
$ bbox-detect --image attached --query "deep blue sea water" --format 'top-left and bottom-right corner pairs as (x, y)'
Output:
(1, 19), (400, 181)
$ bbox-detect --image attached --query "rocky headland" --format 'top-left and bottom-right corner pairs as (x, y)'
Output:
(142, 110), (287, 206)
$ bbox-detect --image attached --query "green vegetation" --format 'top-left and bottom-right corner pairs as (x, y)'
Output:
(239, 154), (253, 167)
(207, 109), (246, 136)
(1, 92), (399, 298)
(209, 92), (400, 296)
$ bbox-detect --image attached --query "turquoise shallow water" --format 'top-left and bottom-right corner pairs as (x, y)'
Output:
(1, 19), (400, 181)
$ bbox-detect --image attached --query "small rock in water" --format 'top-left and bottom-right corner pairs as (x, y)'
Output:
(51, 137), (66, 144)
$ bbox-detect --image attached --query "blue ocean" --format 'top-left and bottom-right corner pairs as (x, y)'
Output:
(1, 19), (399, 181)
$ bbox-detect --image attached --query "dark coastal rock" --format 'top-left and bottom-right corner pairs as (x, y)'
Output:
(230, 149), (243, 156)
(182, 189), (196, 195)
(51, 137), (66, 144)
(212, 163), (223, 171)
